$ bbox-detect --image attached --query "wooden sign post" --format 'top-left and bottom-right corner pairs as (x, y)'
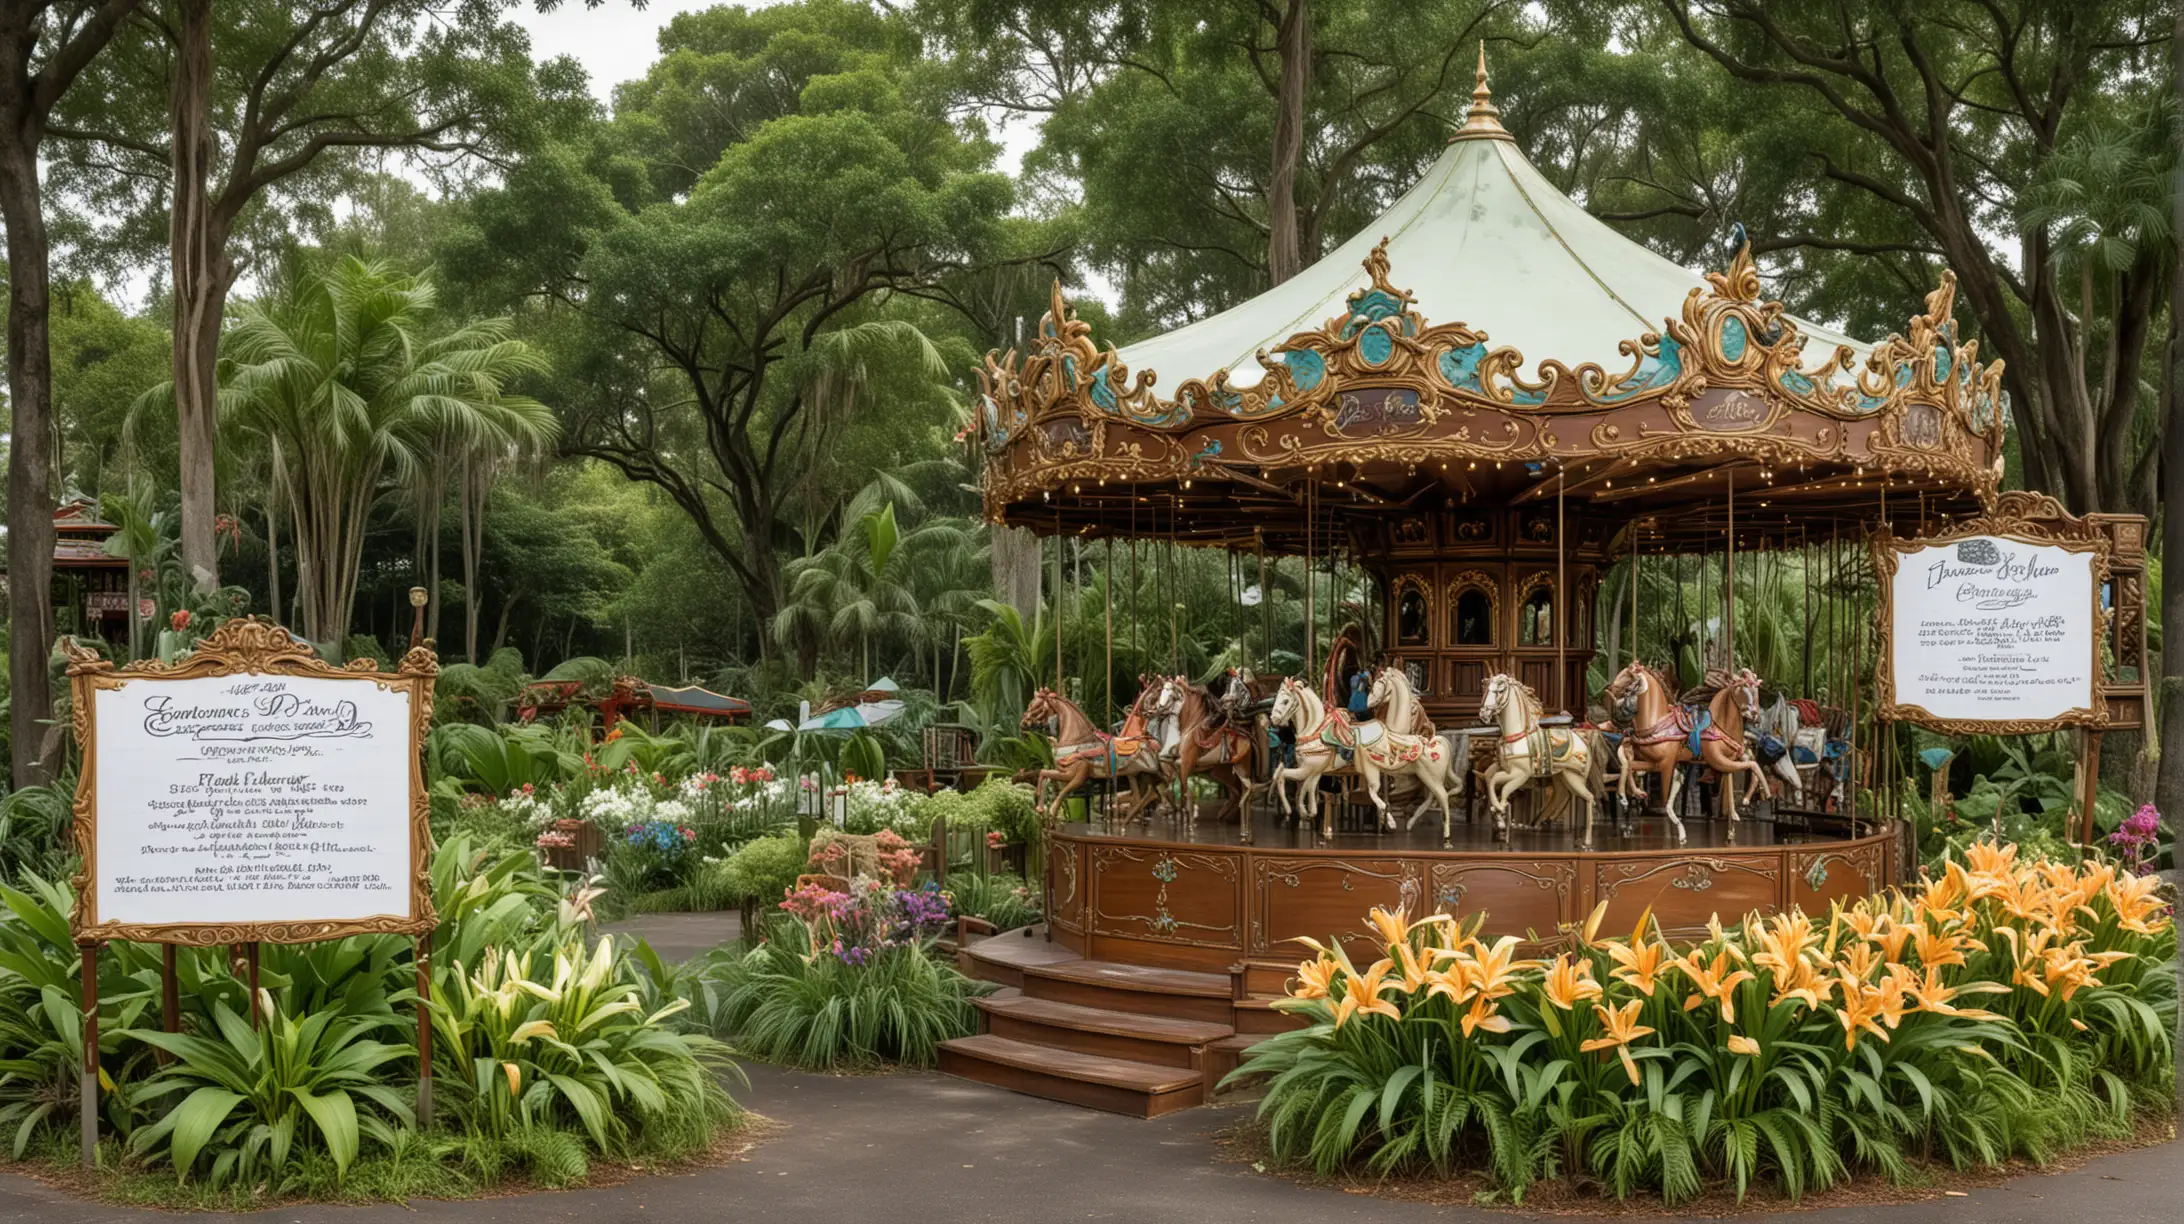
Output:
(1873, 492), (2115, 849)
(64, 619), (438, 1165)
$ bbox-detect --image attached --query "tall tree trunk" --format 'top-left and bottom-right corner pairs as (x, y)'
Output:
(2154, 1), (2184, 827)
(492, 590), (518, 656)
(460, 464), (486, 664)
(170, 0), (228, 593)
(990, 525), (1042, 620)
(1266, 0), (1311, 285)
(0, 129), (57, 787)
(264, 490), (281, 628)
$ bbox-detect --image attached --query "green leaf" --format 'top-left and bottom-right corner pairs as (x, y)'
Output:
(168, 1087), (245, 1179)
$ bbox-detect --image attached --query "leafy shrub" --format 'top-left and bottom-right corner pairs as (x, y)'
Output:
(425, 931), (737, 1151)
(0, 832), (735, 1193)
(1238, 844), (2175, 1204)
(716, 832), (808, 907)
(944, 872), (1041, 931)
(915, 779), (1041, 845)
(0, 780), (75, 882)
(690, 917), (986, 1069)
(127, 994), (413, 1185)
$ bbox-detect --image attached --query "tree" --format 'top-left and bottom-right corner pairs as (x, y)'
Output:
(933, 0), (1521, 324)
(446, 1), (1012, 669)
(2157, 0), (2182, 824)
(219, 257), (552, 642)
(48, 0), (591, 594)
(1655, 0), (2173, 519)
(0, 0), (136, 787)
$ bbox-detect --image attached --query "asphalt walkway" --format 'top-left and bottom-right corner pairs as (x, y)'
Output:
(0, 1059), (2173, 1223)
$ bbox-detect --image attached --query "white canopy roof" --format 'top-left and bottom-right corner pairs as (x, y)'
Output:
(1116, 90), (1867, 390)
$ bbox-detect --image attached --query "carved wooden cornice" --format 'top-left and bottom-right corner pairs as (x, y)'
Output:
(976, 241), (2006, 524)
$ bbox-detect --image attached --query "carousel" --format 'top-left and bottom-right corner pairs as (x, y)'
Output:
(935, 54), (2148, 1116)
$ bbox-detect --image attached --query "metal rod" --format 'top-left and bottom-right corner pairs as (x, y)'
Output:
(159, 945), (179, 1066)
(416, 935), (434, 1129)
(80, 942), (98, 1167)
(1725, 467), (1736, 670)
(1555, 462), (1566, 712)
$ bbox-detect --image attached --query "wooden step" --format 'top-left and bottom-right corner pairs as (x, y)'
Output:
(1021, 958), (1234, 1024)
(1205, 1032), (1277, 1093)
(976, 989), (1231, 1069)
(1232, 994), (1310, 1034)
(957, 927), (1079, 988)
(938, 1034), (1205, 1118)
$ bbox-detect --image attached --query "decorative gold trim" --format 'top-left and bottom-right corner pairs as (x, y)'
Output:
(977, 240), (2004, 526)
(1391, 573), (1434, 647)
(65, 618), (438, 946)
(1872, 491), (2110, 734)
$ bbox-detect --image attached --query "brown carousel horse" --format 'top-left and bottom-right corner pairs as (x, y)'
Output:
(1602, 663), (1767, 842)
(1021, 684), (1166, 821)
(1163, 672), (1262, 827)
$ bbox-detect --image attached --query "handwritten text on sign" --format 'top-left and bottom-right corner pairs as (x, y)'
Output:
(1889, 536), (2095, 723)
(93, 675), (415, 927)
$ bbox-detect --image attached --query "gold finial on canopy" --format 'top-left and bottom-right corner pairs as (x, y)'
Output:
(1451, 42), (1513, 142)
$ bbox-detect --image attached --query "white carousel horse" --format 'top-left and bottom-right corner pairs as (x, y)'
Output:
(1476, 673), (1610, 848)
(1363, 669), (1462, 845)
(1366, 666), (1472, 834)
(1265, 677), (1460, 843)
(1750, 692), (1805, 808)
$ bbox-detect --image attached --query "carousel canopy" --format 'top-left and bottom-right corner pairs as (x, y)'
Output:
(976, 50), (2005, 553)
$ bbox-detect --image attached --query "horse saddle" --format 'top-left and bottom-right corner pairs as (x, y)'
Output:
(1755, 733), (1787, 765)
(1680, 706), (1712, 759)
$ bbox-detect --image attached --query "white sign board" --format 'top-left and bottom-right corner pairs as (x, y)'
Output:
(90, 673), (418, 930)
(1886, 535), (2099, 727)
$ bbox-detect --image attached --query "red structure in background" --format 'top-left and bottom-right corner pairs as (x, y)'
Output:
(516, 674), (752, 733)
(52, 499), (133, 644)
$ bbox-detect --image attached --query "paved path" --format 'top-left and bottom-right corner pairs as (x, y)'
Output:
(0, 1060), (2173, 1223)
(601, 910), (742, 961)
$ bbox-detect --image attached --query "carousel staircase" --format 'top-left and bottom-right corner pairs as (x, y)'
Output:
(938, 928), (1296, 1117)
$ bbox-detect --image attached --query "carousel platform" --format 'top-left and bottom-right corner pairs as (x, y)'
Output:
(941, 805), (1901, 1116)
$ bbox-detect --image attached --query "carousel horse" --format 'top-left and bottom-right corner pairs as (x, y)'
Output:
(1164, 673), (1263, 826)
(1363, 668), (1463, 844)
(1603, 663), (1768, 840)
(1367, 665), (1474, 832)
(1021, 685), (1166, 822)
(1475, 673), (1609, 847)
(1266, 676), (1459, 843)
(1750, 692), (1805, 808)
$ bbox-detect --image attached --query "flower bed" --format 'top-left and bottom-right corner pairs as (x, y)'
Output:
(1235, 843), (2175, 1205)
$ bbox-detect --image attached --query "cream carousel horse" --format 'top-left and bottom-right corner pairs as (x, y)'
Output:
(1021, 685), (1166, 821)
(1266, 676), (1460, 844)
(1602, 663), (1768, 839)
(1163, 673), (1263, 827)
(1366, 667), (1472, 838)
(1750, 692), (1805, 808)
(1476, 673), (1610, 847)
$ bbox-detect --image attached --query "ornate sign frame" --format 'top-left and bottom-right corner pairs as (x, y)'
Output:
(1873, 491), (2110, 735)
(64, 618), (439, 945)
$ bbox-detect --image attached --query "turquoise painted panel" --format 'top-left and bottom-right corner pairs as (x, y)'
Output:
(1359, 325), (1394, 366)
(1438, 343), (1486, 392)
(1283, 348), (1326, 392)
(1720, 316), (1748, 362)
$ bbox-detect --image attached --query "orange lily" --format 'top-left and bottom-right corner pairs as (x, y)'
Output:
(1460, 994), (1512, 1037)
(1541, 953), (1603, 1011)
(1292, 956), (1339, 1001)
(1727, 1034), (1760, 1057)
(1331, 958), (1403, 1028)
(1836, 980), (1892, 1050)
(2105, 873), (2171, 936)
(1771, 955), (1835, 1011)
(1676, 947), (1754, 1024)
(1581, 1000), (1656, 1085)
